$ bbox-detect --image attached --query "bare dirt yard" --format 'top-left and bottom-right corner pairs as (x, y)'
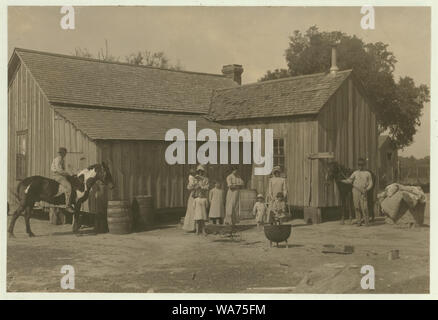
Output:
(7, 204), (429, 294)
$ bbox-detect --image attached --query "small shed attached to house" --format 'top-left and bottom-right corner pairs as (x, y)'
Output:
(209, 68), (379, 213)
(378, 135), (398, 187)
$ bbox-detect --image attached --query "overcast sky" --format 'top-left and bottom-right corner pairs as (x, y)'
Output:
(8, 6), (431, 158)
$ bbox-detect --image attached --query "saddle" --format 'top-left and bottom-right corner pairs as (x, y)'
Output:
(55, 174), (85, 198)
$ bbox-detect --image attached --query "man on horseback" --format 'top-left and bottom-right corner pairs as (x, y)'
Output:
(51, 147), (74, 213)
(341, 158), (374, 227)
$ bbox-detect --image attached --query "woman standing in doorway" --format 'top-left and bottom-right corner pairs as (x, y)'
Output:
(224, 166), (244, 225)
(267, 165), (288, 208)
(182, 165), (209, 232)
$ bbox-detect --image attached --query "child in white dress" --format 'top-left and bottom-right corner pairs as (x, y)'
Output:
(209, 181), (225, 224)
(193, 189), (209, 235)
(253, 194), (267, 230)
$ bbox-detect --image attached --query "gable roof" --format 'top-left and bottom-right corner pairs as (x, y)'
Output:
(54, 107), (226, 141)
(379, 135), (388, 148)
(208, 69), (352, 121)
(378, 135), (396, 150)
(12, 48), (238, 114)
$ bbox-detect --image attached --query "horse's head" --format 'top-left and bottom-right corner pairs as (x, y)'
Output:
(326, 161), (353, 182)
(98, 161), (115, 189)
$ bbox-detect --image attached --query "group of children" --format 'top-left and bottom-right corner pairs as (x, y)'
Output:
(192, 181), (225, 236)
(192, 179), (288, 236)
(253, 192), (288, 229)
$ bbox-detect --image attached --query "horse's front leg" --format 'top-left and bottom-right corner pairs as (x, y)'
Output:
(24, 205), (35, 237)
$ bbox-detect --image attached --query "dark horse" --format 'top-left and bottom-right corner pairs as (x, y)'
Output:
(8, 162), (114, 237)
(326, 161), (376, 224)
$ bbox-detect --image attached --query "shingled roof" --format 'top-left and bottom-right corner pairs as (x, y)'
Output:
(54, 107), (225, 141)
(208, 69), (352, 121)
(12, 48), (238, 114)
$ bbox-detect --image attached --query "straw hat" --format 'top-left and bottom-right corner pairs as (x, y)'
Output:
(256, 194), (264, 199)
(272, 166), (281, 173)
(196, 164), (206, 172)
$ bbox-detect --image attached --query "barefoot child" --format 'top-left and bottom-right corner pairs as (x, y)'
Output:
(209, 181), (225, 224)
(193, 189), (209, 235)
(253, 194), (267, 230)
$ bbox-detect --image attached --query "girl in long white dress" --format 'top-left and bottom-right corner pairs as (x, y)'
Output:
(182, 169), (197, 232)
(209, 181), (225, 224)
(224, 168), (244, 226)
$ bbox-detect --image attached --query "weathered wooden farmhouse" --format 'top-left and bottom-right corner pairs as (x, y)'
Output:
(7, 48), (251, 213)
(209, 67), (379, 210)
(8, 47), (378, 219)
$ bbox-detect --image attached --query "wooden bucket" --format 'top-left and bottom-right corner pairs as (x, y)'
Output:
(239, 189), (257, 220)
(107, 200), (132, 234)
(135, 195), (155, 228)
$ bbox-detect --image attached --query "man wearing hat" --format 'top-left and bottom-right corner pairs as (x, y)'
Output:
(51, 147), (74, 213)
(267, 165), (288, 208)
(341, 158), (374, 226)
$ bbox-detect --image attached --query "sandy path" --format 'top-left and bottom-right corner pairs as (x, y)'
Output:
(7, 212), (429, 293)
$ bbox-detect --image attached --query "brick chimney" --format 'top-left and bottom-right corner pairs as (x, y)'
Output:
(330, 45), (339, 74)
(222, 64), (244, 85)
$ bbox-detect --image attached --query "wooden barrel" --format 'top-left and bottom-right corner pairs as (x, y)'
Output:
(239, 189), (257, 219)
(107, 200), (132, 234)
(135, 195), (154, 228)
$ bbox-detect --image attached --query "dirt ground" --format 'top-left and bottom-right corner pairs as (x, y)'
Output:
(7, 200), (429, 294)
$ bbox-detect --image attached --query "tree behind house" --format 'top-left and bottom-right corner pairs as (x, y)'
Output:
(73, 44), (183, 70)
(260, 26), (430, 149)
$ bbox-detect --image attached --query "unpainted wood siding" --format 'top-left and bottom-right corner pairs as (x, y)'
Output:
(8, 62), (54, 208)
(95, 140), (252, 210)
(53, 112), (99, 212)
(378, 141), (398, 187)
(222, 118), (319, 207)
(317, 77), (379, 207)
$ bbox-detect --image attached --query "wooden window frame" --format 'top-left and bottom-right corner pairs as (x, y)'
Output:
(273, 137), (286, 174)
(16, 129), (28, 180)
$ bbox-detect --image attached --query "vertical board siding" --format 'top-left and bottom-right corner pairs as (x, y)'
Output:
(317, 78), (378, 207)
(96, 140), (252, 210)
(223, 118), (318, 207)
(53, 113), (98, 212)
(7, 63), (54, 209)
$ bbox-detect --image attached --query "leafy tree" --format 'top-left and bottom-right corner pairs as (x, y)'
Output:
(260, 26), (429, 149)
(73, 41), (183, 70)
(125, 51), (183, 70)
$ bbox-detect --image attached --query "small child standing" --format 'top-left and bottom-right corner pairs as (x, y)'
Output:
(253, 194), (267, 230)
(209, 181), (225, 224)
(268, 192), (287, 225)
(193, 189), (209, 235)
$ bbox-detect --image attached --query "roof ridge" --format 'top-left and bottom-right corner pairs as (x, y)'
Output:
(213, 69), (353, 92)
(50, 104), (207, 117)
(52, 103), (206, 116)
(14, 47), (229, 79)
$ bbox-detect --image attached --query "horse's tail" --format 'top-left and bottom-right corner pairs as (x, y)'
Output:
(15, 181), (23, 200)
